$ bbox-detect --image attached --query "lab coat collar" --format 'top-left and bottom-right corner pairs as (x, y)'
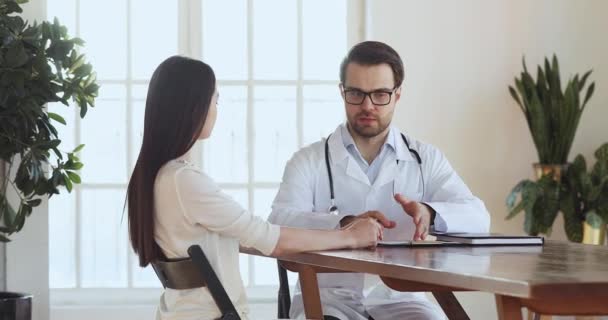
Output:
(341, 125), (397, 159)
(329, 124), (416, 164)
(327, 124), (417, 187)
(327, 125), (351, 166)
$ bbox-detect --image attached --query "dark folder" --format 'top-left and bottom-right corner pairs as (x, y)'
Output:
(431, 232), (544, 245)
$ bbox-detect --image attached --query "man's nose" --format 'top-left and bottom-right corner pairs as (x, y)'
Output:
(360, 95), (375, 111)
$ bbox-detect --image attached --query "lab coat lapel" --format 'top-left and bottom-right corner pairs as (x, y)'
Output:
(345, 157), (371, 186)
(328, 126), (371, 187)
(371, 128), (413, 189)
(372, 155), (398, 189)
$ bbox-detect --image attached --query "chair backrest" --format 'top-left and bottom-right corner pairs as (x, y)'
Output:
(277, 262), (291, 318)
(152, 257), (207, 289)
(151, 245), (241, 320)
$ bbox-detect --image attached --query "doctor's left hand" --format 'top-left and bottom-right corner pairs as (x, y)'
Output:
(394, 194), (433, 241)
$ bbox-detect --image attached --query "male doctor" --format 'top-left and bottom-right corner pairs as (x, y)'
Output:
(268, 41), (490, 320)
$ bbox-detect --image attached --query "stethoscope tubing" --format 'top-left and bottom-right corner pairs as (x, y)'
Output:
(324, 133), (424, 214)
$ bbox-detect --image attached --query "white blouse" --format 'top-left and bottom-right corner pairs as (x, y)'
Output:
(153, 158), (280, 320)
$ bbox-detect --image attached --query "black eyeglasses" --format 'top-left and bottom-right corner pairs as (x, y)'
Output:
(342, 87), (397, 106)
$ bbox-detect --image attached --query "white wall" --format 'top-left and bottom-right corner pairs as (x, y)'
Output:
(368, 0), (608, 318)
(7, 2), (50, 320)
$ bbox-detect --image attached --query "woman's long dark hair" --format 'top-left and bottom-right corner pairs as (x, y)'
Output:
(127, 56), (216, 266)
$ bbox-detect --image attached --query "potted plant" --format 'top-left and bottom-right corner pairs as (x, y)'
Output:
(0, 0), (98, 318)
(506, 173), (561, 236)
(508, 55), (595, 180)
(506, 55), (596, 236)
(506, 143), (608, 243)
(560, 143), (608, 244)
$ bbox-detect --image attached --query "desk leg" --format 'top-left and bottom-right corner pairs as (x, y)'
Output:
(298, 265), (323, 320)
(495, 295), (523, 320)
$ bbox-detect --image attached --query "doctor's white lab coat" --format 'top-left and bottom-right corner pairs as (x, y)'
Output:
(267, 125), (490, 318)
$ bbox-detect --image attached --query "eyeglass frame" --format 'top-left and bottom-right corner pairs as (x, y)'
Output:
(340, 85), (400, 106)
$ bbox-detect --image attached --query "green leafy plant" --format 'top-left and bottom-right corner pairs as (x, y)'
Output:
(506, 174), (561, 236)
(507, 143), (608, 241)
(1, 0), (98, 241)
(560, 143), (608, 242)
(509, 55), (595, 164)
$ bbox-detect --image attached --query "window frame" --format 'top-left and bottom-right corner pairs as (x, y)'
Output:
(49, 0), (366, 306)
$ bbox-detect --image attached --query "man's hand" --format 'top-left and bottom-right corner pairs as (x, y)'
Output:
(340, 210), (396, 230)
(394, 193), (434, 240)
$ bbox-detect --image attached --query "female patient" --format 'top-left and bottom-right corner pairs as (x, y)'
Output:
(127, 56), (386, 320)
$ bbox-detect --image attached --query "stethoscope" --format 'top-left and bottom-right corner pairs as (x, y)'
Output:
(324, 133), (425, 214)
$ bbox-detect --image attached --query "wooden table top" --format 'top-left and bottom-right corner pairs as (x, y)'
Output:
(269, 240), (608, 299)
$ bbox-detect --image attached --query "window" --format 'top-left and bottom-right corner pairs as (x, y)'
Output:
(48, 0), (358, 301)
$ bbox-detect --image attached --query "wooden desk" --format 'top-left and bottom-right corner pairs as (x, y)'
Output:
(244, 241), (608, 320)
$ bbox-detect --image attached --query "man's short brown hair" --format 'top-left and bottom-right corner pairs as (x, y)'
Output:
(339, 41), (404, 88)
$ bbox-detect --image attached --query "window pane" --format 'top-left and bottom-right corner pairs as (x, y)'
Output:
(132, 254), (161, 288)
(253, 188), (278, 285)
(81, 189), (128, 287)
(131, 0), (177, 80)
(80, 0), (126, 79)
(48, 102), (77, 289)
(254, 86), (297, 182)
(303, 0), (346, 80)
(203, 86), (248, 183)
(253, 0), (296, 80)
(303, 85), (344, 145)
(47, 0), (76, 34)
(80, 85), (127, 184)
(223, 188), (249, 286)
(202, 0), (247, 80)
(49, 191), (76, 288)
(253, 188), (276, 221)
(130, 85), (147, 172)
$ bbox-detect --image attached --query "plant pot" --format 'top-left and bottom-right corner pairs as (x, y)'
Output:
(582, 221), (607, 245)
(533, 163), (569, 181)
(0, 292), (32, 320)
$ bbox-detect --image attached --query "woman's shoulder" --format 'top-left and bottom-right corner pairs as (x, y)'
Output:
(156, 159), (217, 191)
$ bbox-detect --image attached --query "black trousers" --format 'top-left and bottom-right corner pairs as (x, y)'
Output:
(323, 316), (374, 320)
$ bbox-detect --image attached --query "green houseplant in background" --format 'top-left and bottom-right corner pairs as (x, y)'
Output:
(506, 55), (597, 238)
(1, 0), (98, 318)
(506, 174), (561, 236)
(508, 55), (595, 177)
(560, 143), (608, 243)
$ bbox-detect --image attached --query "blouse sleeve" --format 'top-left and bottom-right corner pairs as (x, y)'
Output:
(173, 166), (280, 256)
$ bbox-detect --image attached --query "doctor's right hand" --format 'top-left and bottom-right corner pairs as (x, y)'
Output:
(339, 210), (396, 229)
(342, 217), (384, 249)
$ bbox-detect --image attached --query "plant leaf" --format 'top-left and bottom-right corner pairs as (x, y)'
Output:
(73, 144), (85, 153)
(66, 171), (81, 184)
(582, 82), (595, 110)
(585, 211), (604, 228)
(47, 112), (66, 125)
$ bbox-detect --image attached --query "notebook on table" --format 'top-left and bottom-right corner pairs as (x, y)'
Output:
(431, 232), (544, 245)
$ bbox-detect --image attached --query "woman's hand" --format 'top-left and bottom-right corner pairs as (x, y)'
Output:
(342, 217), (384, 249)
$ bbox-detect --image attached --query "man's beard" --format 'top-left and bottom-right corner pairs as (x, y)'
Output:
(349, 113), (390, 138)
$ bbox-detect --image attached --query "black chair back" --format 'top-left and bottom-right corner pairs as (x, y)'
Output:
(151, 245), (241, 320)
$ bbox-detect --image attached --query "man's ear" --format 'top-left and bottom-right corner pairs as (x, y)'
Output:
(394, 86), (402, 102)
(339, 83), (345, 99)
